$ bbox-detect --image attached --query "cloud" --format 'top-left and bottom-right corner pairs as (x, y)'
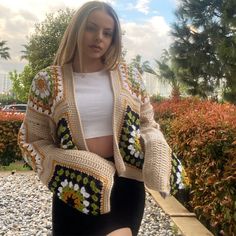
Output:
(0, 0), (173, 74)
(170, 0), (181, 7)
(0, 0), (79, 74)
(122, 16), (172, 64)
(0, 4), (38, 73)
(0, 0), (119, 74)
(135, 0), (150, 15)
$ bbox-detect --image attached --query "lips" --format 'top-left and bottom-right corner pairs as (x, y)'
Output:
(89, 45), (102, 52)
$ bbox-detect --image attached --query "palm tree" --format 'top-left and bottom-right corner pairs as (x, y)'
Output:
(130, 54), (153, 74)
(20, 44), (29, 60)
(0, 40), (10, 60)
(149, 49), (181, 98)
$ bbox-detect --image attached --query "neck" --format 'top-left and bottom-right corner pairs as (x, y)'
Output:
(73, 53), (105, 73)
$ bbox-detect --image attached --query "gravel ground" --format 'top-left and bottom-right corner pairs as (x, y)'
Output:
(0, 172), (181, 236)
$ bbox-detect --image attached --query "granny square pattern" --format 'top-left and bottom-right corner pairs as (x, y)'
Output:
(119, 106), (144, 169)
(48, 164), (103, 215)
(56, 117), (76, 149)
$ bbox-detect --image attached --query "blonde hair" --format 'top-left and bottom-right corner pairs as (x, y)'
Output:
(53, 1), (122, 71)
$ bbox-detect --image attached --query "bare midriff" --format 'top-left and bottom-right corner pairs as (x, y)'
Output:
(86, 135), (114, 158)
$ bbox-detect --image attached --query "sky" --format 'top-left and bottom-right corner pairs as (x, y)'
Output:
(0, 0), (178, 74)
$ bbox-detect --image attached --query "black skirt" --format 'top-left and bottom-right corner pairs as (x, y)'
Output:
(52, 174), (145, 236)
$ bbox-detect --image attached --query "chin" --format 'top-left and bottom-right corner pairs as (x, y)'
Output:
(89, 54), (104, 60)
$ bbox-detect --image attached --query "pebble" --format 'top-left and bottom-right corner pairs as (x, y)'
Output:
(0, 172), (181, 236)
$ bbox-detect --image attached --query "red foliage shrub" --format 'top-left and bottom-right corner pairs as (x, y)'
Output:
(0, 111), (24, 165)
(0, 111), (25, 122)
(153, 97), (236, 236)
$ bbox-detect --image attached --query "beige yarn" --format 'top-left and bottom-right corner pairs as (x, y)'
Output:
(18, 63), (172, 214)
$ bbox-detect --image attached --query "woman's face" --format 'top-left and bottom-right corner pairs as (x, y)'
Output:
(81, 9), (115, 64)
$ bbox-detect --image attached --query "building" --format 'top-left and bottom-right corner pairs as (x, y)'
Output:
(0, 71), (172, 98)
(142, 72), (172, 97)
(0, 73), (12, 94)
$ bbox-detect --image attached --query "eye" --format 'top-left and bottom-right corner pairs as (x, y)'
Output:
(104, 31), (113, 38)
(86, 24), (97, 32)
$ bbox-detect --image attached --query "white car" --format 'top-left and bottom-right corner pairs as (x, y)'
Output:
(2, 104), (27, 113)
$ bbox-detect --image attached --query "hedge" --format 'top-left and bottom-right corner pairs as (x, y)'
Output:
(0, 111), (24, 166)
(153, 97), (236, 236)
(1, 99), (236, 235)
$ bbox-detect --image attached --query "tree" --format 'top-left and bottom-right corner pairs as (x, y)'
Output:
(10, 8), (74, 100)
(9, 66), (35, 102)
(21, 8), (75, 72)
(0, 40), (10, 60)
(170, 0), (236, 103)
(130, 54), (153, 74)
(149, 49), (182, 98)
(217, 0), (236, 102)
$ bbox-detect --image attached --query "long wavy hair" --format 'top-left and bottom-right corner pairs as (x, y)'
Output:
(53, 1), (122, 71)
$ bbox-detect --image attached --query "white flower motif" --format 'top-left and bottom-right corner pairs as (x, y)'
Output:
(176, 172), (182, 184)
(127, 126), (143, 159)
(61, 179), (68, 187)
(58, 187), (63, 193)
(131, 125), (141, 137)
(32, 72), (51, 99)
(128, 144), (135, 155)
(59, 180), (90, 200)
(177, 164), (182, 172)
(61, 136), (68, 148)
(179, 183), (185, 189)
(74, 184), (79, 191)
(129, 138), (135, 144)
(83, 208), (89, 214)
(69, 181), (73, 188)
(128, 144), (141, 158)
(81, 186), (90, 198)
(83, 200), (90, 207)
(56, 177), (94, 215)
(134, 151), (140, 158)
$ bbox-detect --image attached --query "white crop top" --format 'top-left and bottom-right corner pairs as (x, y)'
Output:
(73, 70), (113, 139)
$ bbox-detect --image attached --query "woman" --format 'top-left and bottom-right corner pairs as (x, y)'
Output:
(18, 1), (173, 235)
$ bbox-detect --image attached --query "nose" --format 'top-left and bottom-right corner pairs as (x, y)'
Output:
(95, 30), (103, 42)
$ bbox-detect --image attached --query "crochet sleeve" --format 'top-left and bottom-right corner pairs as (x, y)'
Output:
(137, 71), (172, 196)
(18, 68), (116, 215)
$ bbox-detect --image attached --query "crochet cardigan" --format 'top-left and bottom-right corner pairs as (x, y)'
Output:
(18, 63), (172, 216)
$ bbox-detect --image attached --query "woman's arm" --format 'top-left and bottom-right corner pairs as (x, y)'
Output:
(130, 68), (172, 195)
(18, 70), (116, 215)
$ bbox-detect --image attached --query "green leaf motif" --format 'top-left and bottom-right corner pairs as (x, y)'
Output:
(76, 175), (82, 183)
(83, 177), (88, 185)
(65, 170), (70, 177)
(55, 176), (60, 182)
(91, 203), (99, 210)
(70, 173), (75, 179)
(92, 194), (98, 202)
(57, 169), (64, 176)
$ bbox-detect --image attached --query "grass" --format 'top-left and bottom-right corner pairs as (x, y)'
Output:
(0, 161), (32, 171)
(171, 223), (182, 236)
